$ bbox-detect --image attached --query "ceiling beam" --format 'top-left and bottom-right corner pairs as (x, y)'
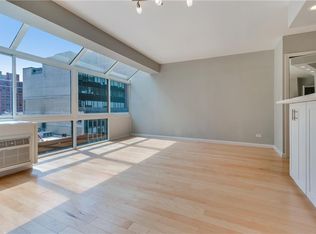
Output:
(8, 0), (161, 73)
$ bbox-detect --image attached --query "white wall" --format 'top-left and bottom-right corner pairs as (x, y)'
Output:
(109, 114), (131, 140)
(130, 50), (274, 145)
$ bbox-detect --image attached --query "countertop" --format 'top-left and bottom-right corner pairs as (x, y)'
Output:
(277, 93), (316, 104)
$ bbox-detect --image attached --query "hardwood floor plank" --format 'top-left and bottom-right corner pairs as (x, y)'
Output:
(0, 137), (315, 233)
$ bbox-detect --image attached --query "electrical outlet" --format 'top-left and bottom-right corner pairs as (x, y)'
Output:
(256, 133), (262, 138)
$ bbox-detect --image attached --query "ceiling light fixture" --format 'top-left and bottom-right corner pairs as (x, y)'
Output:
(187, 0), (193, 7)
(136, 0), (142, 14)
(155, 0), (163, 6)
(310, 5), (316, 11)
(133, 0), (193, 14)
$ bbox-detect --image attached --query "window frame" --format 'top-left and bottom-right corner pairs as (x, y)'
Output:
(0, 48), (130, 155)
(0, 11), (137, 155)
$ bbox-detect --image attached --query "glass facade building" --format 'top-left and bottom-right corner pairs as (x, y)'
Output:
(78, 73), (108, 113)
(110, 80), (128, 112)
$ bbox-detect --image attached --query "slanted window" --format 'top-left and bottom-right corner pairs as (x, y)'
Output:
(75, 49), (116, 73)
(0, 13), (22, 48)
(17, 27), (82, 63)
(108, 62), (137, 80)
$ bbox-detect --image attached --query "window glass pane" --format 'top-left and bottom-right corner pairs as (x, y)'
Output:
(17, 27), (82, 63)
(110, 80), (128, 112)
(76, 119), (108, 146)
(16, 58), (71, 115)
(38, 121), (73, 155)
(108, 62), (137, 80)
(78, 73), (108, 113)
(0, 14), (22, 48)
(75, 50), (116, 73)
(0, 54), (13, 117)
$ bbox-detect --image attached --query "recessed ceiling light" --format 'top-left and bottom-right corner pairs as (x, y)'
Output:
(187, 0), (193, 7)
(310, 5), (316, 11)
(307, 68), (311, 71)
(301, 66), (306, 68)
(155, 0), (163, 6)
(311, 70), (315, 73)
(136, 0), (142, 14)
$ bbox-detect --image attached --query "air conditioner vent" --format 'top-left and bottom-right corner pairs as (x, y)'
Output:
(0, 121), (37, 176)
(0, 137), (31, 169)
(0, 138), (30, 149)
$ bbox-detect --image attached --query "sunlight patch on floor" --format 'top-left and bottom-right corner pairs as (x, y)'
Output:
(0, 181), (68, 233)
(101, 145), (160, 163)
(83, 143), (126, 155)
(118, 137), (147, 145)
(42, 156), (132, 193)
(34, 153), (90, 173)
(135, 139), (176, 150)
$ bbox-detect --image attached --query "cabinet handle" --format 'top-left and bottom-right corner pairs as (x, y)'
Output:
(294, 110), (298, 120)
(291, 109), (294, 120)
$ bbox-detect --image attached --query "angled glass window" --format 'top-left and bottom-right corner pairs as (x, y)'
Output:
(78, 73), (108, 114)
(0, 14), (22, 48)
(75, 49), (116, 73)
(110, 81), (128, 113)
(17, 27), (82, 63)
(108, 62), (137, 80)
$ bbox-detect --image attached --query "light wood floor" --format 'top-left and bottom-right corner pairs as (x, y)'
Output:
(0, 137), (315, 234)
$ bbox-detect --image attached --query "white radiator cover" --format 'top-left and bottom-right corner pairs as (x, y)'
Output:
(0, 121), (37, 176)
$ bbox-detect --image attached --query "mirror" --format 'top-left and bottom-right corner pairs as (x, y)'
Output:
(289, 53), (316, 98)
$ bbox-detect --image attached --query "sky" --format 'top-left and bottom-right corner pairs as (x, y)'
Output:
(0, 12), (136, 81)
(0, 13), (81, 80)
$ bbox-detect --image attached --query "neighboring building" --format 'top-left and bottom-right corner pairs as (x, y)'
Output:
(0, 71), (23, 115)
(110, 80), (128, 112)
(78, 72), (108, 113)
(23, 64), (71, 115)
(22, 64), (108, 144)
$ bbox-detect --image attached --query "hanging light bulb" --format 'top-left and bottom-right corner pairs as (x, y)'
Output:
(186, 0), (193, 7)
(136, 1), (142, 14)
(155, 0), (163, 6)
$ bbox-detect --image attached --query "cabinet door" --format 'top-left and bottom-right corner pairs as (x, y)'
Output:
(307, 101), (316, 206)
(289, 103), (307, 193)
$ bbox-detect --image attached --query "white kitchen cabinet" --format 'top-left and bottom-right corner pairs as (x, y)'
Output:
(289, 102), (307, 193)
(278, 95), (316, 207)
(306, 101), (316, 206)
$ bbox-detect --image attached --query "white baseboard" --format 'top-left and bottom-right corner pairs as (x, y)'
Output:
(132, 133), (276, 149)
(273, 145), (284, 157)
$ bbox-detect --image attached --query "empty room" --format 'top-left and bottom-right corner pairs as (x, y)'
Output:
(0, 0), (316, 233)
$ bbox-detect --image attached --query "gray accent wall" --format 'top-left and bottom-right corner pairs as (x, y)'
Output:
(130, 50), (274, 145)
